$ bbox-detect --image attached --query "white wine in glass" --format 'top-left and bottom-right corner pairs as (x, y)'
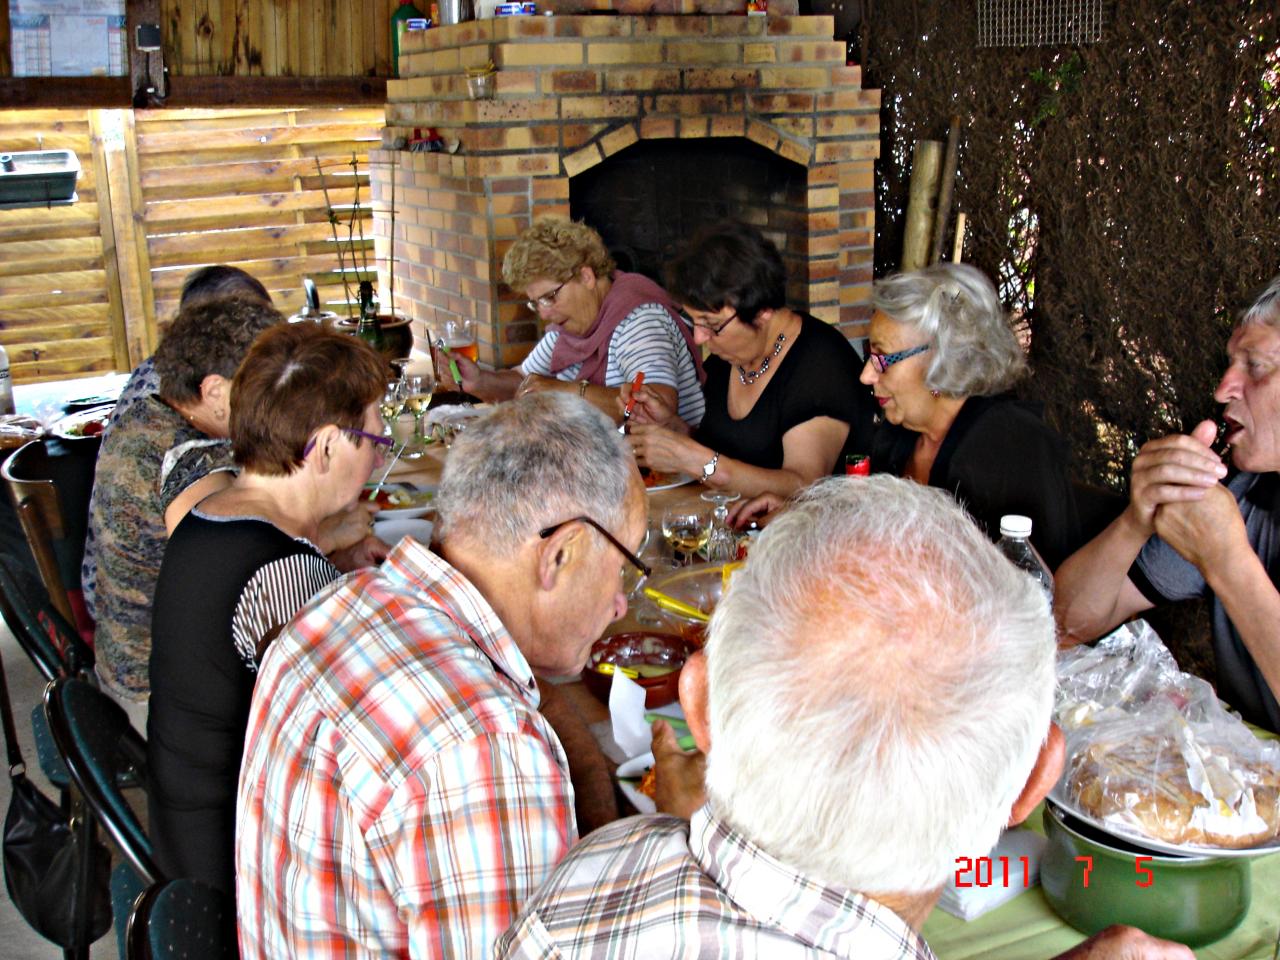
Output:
(380, 380), (406, 425)
(402, 373), (435, 416)
(661, 509), (709, 563)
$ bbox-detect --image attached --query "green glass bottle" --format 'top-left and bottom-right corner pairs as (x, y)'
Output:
(356, 280), (385, 352)
(391, 0), (424, 79)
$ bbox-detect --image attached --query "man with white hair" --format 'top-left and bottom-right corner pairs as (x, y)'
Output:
(1057, 274), (1280, 731)
(235, 393), (648, 958)
(496, 476), (1190, 959)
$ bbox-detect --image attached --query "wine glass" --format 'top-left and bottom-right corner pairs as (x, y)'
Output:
(400, 372), (435, 460)
(380, 379), (406, 438)
(701, 490), (742, 564)
(661, 504), (710, 567)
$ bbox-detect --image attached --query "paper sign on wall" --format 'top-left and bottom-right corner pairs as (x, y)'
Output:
(9, 0), (126, 77)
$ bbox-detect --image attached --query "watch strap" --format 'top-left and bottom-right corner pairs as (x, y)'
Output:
(700, 452), (720, 483)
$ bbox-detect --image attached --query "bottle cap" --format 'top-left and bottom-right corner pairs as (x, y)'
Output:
(999, 514), (1032, 538)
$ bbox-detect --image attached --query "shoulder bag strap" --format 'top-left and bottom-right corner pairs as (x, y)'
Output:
(0, 644), (27, 774)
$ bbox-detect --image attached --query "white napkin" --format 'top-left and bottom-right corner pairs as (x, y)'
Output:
(937, 828), (1046, 921)
(608, 669), (652, 759)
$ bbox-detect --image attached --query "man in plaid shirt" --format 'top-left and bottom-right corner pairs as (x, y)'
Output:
(235, 394), (647, 959)
(498, 477), (1192, 960)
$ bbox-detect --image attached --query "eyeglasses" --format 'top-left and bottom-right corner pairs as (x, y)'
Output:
(539, 515), (651, 591)
(526, 280), (569, 314)
(302, 427), (394, 459)
(678, 309), (738, 336)
(868, 343), (931, 374)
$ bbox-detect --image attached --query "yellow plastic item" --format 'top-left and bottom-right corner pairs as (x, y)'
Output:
(641, 587), (710, 623)
(720, 561), (743, 591)
(593, 662), (640, 679)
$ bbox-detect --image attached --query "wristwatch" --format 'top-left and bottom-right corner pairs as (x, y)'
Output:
(700, 452), (720, 483)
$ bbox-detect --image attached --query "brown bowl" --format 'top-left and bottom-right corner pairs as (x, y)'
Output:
(581, 631), (696, 709)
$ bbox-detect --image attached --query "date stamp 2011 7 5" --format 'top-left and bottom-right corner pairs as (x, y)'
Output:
(954, 855), (1156, 889)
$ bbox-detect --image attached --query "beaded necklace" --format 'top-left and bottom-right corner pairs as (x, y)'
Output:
(736, 332), (787, 386)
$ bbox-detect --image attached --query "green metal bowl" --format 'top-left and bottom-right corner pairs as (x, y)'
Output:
(1041, 800), (1251, 947)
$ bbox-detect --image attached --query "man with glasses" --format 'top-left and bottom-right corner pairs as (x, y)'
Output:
(236, 393), (648, 959)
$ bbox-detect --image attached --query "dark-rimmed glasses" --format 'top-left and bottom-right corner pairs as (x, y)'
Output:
(539, 515), (651, 590)
(526, 279), (569, 313)
(678, 309), (738, 337)
(868, 342), (931, 374)
(302, 427), (393, 459)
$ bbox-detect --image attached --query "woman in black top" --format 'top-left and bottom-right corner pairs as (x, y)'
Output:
(148, 324), (388, 895)
(623, 221), (874, 499)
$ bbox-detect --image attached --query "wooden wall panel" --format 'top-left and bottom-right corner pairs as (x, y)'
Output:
(0, 105), (382, 383)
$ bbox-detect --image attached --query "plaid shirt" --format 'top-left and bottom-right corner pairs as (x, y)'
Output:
(497, 806), (938, 960)
(236, 539), (577, 959)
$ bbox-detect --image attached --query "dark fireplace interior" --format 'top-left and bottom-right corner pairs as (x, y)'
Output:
(569, 138), (810, 306)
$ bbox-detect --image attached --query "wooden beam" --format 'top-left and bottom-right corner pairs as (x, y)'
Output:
(87, 111), (133, 371)
(0, 0), (11, 77)
(0, 76), (386, 109)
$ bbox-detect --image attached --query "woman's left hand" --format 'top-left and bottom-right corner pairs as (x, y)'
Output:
(316, 501), (379, 554)
(627, 424), (698, 474)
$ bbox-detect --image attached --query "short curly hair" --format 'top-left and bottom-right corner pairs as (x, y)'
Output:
(154, 297), (283, 405)
(873, 263), (1026, 397)
(231, 323), (386, 476)
(502, 218), (616, 293)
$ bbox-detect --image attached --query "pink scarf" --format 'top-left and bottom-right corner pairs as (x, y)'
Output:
(548, 271), (706, 386)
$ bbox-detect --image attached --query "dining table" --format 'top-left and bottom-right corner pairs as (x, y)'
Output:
(386, 434), (1280, 960)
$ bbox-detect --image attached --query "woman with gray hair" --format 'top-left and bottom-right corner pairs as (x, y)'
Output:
(861, 262), (1079, 567)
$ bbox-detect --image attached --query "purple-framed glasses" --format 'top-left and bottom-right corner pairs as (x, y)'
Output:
(868, 342), (931, 374)
(302, 427), (393, 459)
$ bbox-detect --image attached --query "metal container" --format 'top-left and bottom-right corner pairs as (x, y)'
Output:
(0, 150), (80, 206)
(1041, 800), (1251, 947)
(438, 0), (472, 26)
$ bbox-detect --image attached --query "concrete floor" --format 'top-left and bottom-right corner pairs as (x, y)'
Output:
(0, 621), (121, 960)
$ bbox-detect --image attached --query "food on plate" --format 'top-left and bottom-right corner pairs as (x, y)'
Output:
(1068, 730), (1280, 849)
(643, 470), (677, 489)
(361, 487), (434, 510)
(637, 766), (657, 800)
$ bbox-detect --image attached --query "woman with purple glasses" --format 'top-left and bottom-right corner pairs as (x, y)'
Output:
(860, 262), (1079, 567)
(148, 323), (388, 897)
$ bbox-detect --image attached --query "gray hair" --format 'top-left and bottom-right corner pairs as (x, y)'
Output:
(704, 475), (1055, 894)
(1241, 272), (1280, 329)
(873, 262), (1026, 397)
(435, 393), (634, 554)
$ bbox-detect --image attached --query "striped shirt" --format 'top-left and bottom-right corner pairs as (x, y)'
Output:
(236, 538), (577, 960)
(497, 807), (938, 960)
(520, 304), (705, 427)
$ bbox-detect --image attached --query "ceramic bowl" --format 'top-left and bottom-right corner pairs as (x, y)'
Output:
(581, 631), (696, 709)
(1040, 799), (1251, 947)
(373, 517), (433, 547)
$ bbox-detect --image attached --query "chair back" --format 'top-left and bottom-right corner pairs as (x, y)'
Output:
(1, 438), (98, 632)
(44, 676), (159, 886)
(125, 879), (238, 960)
(0, 556), (94, 682)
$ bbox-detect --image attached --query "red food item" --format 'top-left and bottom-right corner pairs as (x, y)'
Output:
(81, 419), (105, 437)
(643, 471), (674, 489)
(360, 489), (393, 508)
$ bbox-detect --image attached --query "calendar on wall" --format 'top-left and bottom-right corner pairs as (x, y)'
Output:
(8, 0), (126, 77)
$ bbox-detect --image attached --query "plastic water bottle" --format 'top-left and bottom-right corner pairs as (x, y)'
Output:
(996, 514), (1053, 599)
(0, 345), (14, 415)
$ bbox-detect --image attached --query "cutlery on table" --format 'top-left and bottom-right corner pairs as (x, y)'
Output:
(618, 372), (645, 433)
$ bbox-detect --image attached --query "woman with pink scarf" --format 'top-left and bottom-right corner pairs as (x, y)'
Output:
(437, 218), (706, 429)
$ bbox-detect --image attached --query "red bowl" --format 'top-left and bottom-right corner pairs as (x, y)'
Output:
(581, 631), (696, 709)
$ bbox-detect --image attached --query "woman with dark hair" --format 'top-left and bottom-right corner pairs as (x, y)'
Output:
(624, 221), (873, 498)
(149, 323), (389, 895)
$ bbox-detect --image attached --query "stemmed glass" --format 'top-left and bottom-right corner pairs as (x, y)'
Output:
(400, 372), (435, 460)
(380, 379), (406, 439)
(701, 490), (742, 564)
(661, 503), (710, 567)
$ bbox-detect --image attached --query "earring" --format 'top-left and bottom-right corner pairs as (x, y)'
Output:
(216, 408), (227, 419)
(930, 389), (940, 398)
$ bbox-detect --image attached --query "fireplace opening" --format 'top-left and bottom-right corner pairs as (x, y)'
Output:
(569, 137), (810, 308)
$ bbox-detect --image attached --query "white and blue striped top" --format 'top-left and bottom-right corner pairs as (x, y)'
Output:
(519, 303), (705, 428)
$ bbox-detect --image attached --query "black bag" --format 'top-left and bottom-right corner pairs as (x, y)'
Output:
(0, 647), (111, 948)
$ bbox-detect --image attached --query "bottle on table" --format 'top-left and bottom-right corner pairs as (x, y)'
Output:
(356, 280), (385, 353)
(996, 514), (1053, 599)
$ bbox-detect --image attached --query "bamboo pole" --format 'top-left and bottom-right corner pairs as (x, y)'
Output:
(952, 212), (967, 263)
(929, 116), (961, 265)
(901, 139), (943, 272)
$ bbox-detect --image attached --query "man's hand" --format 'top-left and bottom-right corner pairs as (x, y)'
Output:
(1127, 420), (1226, 536)
(328, 534), (390, 572)
(434, 347), (483, 395)
(651, 719), (706, 819)
(728, 492), (786, 530)
(1152, 480), (1249, 572)
(1052, 925), (1193, 960)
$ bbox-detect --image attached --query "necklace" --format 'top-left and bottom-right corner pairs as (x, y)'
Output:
(737, 332), (787, 386)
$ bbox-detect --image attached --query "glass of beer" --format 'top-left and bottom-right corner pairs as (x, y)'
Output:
(441, 318), (478, 364)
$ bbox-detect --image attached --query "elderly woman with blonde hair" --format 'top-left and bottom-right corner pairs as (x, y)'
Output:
(861, 262), (1079, 566)
(437, 217), (705, 428)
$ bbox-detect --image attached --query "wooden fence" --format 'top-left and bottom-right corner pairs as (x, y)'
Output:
(0, 106), (383, 383)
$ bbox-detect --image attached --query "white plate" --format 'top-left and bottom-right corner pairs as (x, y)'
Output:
(365, 483), (437, 520)
(374, 517), (433, 546)
(616, 752), (656, 814)
(1048, 782), (1280, 860)
(643, 471), (695, 494)
(49, 404), (114, 440)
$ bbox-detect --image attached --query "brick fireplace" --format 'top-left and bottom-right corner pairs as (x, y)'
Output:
(372, 11), (880, 367)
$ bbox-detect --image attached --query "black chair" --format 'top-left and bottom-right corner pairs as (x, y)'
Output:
(1, 438), (99, 639)
(125, 879), (238, 960)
